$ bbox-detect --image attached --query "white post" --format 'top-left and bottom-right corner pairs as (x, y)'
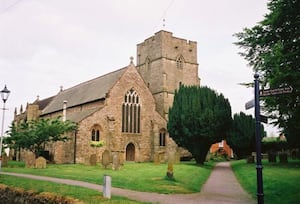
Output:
(103, 175), (111, 199)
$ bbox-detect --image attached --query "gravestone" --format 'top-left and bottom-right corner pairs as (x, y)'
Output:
(279, 152), (288, 163)
(175, 152), (180, 164)
(25, 152), (36, 168)
(153, 153), (160, 165)
(35, 156), (47, 168)
(2, 155), (8, 167)
(166, 162), (174, 179)
(159, 152), (165, 163)
(102, 150), (111, 169)
(89, 154), (97, 166)
(112, 152), (120, 170)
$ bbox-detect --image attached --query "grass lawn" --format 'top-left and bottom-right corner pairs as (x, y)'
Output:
(2, 161), (214, 194)
(231, 159), (300, 204)
(0, 175), (148, 204)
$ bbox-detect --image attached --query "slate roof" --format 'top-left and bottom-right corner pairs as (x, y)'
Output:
(41, 67), (127, 115)
(34, 96), (55, 110)
(66, 107), (101, 123)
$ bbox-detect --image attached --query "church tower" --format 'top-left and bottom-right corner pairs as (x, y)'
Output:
(136, 30), (200, 119)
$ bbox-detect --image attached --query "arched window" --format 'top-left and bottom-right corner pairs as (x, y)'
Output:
(159, 129), (166, 146)
(122, 88), (141, 133)
(91, 125), (101, 141)
(176, 55), (184, 69)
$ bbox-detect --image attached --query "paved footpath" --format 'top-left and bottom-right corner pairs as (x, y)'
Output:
(0, 162), (255, 204)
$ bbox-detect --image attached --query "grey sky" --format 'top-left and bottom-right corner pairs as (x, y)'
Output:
(0, 0), (277, 135)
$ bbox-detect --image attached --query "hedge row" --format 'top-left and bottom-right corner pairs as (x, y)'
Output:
(0, 184), (83, 204)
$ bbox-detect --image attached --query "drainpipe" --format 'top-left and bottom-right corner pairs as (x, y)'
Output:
(74, 130), (77, 164)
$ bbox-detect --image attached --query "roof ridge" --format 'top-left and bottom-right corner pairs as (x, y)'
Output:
(61, 66), (128, 93)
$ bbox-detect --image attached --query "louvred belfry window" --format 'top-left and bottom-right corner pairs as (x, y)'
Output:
(122, 88), (141, 133)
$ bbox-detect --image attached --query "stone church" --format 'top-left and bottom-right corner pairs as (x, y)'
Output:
(13, 30), (200, 164)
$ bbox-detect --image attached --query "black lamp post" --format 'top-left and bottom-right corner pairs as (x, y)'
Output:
(0, 85), (10, 171)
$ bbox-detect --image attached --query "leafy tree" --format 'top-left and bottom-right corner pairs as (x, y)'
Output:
(5, 117), (77, 157)
(227, 112), (266, 159)
(234, 0), (300, 147)
(167, 85), (232, 164)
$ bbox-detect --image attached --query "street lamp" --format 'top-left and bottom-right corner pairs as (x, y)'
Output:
(0, 85), (10, 171)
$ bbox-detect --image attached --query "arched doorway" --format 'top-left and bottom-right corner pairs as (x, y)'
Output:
(126, 143), (135, 161)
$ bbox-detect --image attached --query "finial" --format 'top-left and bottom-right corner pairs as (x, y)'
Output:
(130, 56), (134, 64)
(36, 95), (40, 101)
(60, 86), (63, 92)
(163, 18), (166, 28)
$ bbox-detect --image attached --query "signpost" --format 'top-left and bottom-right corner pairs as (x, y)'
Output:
(245, 75), (293, 204)
(260, 115), (268, 124)
(254, 73), (264, 204)
(245, 99), (254, 110)
(259, 86), (293, 97)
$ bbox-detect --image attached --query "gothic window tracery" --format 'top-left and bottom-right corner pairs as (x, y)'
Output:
(122, 88), (141, 133)
(176, 55), (184, 69)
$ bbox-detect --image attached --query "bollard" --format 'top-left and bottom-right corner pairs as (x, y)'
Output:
(103, 175), (111, 199)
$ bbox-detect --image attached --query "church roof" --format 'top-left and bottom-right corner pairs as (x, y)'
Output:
(42, 67), (127, 115)
(34, 96), (55, 110)
(67, 107), (101, 122)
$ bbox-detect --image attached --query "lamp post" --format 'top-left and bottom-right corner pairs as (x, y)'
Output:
(0, 85), (10, 171)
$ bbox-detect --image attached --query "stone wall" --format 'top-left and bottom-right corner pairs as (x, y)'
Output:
(74, 64), (170, 163)
(136, 30), (200, 118)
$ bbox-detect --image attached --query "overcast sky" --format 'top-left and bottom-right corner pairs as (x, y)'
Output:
(0, 0), (278, 135)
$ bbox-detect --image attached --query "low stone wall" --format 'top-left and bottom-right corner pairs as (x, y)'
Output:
(0, 184), (83, 204)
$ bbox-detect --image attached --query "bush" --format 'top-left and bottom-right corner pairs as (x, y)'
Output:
(0, 184), (83, 204)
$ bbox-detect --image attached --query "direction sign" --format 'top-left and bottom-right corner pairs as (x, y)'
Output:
(260, 115), (268, 124)
(259, 86), (293, 97)
(245, 99), (255, 110)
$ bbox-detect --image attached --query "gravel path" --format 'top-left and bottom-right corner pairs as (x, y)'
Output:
(0, 162), (255, 204)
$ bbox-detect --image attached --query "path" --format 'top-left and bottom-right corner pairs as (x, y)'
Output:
(0, 162), (255, 204)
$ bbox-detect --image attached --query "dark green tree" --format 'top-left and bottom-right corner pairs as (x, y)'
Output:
(167, 85), (232, 164)
(227, 112), (266, 159)
(234, 0), (300, 147)
(5, 117), (77, 157)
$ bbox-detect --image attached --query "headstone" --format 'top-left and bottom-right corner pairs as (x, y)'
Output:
(166, 162), (174, 179)
(247, 155), (255, 163)
(153, 153), (160, 165)
(168, 151), (175, 164)
(103, 175), (111, 199)
(279, 152), (288, 163)
(159, 152), (165, 163)
(35, 156), (47, 168)
(89, 154), (97, 166)
(175, 152), (180, 164)
(268, 152), (277, 163)
(2, 155), (8, 167)
(25, 152), (36, 168)
(118, 151), (125, 166)
(102, 150), (111, 169)
(112, 152), (120, 170)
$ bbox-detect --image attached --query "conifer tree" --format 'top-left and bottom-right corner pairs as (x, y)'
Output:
(168, 86), (232, 164)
